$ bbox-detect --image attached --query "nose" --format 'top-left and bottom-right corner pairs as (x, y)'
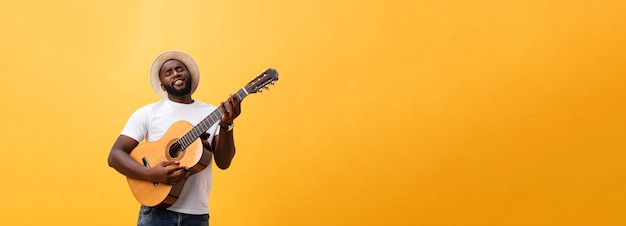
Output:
(172, 70), (181, 78)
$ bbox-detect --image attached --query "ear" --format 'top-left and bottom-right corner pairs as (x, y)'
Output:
(160, 83), (166, 91)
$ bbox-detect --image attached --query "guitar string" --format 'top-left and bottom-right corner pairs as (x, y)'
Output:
(178, 88), (248, 149)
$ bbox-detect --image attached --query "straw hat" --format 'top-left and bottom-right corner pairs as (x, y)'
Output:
(149, 50), (200, 99)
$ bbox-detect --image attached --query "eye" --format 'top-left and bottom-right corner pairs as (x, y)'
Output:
(176, 67), (185, 72)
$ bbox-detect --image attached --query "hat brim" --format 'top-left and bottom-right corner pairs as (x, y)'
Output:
(150, 50), (200, 99)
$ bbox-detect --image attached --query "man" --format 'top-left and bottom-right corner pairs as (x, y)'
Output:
(108, 50), (239, 225)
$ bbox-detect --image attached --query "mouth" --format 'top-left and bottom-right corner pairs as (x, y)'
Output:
(172, 79), (185, 87)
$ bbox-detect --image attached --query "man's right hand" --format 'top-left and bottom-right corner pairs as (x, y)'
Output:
(149, 160), (190, 185)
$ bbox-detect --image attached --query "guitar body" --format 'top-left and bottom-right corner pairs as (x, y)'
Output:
(127, 120), (212, 208)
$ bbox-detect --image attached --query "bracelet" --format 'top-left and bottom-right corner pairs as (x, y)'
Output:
(220, 122), (234, 131)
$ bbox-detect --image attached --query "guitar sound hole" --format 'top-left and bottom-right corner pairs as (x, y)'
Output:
(169, 142), (184, 159)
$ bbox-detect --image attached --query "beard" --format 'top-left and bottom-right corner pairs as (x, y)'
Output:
(163, 79), (192, 97)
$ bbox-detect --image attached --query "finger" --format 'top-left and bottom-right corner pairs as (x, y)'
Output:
(226, 95), (234, 112)
(233, 92), (240, 105)
(162, 160), (180, 167)
(227, 95), (239, 116)
(167, 165), (187, 174)
(234, 97), (241, 117)
(220, 101), (229, 114)
(230, 95), (239, 111)
(172, 169), (189, 180)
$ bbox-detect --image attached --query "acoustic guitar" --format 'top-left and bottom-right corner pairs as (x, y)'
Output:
(127, 68), (278, 208)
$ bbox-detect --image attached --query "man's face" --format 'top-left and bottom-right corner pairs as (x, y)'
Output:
(159, 59), (193, 97)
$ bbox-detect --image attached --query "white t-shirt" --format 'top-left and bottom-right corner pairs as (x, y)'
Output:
(121, 99), (220, 215)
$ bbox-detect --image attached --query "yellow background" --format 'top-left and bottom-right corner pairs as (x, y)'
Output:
(1, 0), (625, 225)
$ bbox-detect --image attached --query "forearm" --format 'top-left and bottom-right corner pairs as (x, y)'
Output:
(108, 149), (152, 180)
(214, 93), (240, 170)
(213, 130), (236, 169)
(108, 135), (152, 181)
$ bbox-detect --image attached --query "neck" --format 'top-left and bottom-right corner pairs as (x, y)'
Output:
(168, 95), (193, 104)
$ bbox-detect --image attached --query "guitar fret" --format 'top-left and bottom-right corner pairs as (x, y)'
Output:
(183, 135), (190, 148)
(181, 136), (189, 149)
(177, 88), (251, 151)
(200, 120), (208, 130)
(193, 129), (200, 139)
(210, 114), (218, 124)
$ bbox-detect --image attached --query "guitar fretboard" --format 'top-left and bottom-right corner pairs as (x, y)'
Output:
(177, 87), (248, 149)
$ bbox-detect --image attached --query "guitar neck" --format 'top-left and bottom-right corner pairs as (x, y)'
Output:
(177, 87), (249, 149)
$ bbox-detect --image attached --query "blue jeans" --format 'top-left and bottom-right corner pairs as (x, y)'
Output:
(137, 206), (209, 226)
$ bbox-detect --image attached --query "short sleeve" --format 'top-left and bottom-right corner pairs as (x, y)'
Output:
(120, 106), (150, 142)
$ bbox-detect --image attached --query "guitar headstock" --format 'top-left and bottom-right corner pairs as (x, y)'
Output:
(244, 68), (279, 94)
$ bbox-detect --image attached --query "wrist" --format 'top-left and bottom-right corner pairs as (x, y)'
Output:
(220, 122), (234, 131)
(143, 167), (155, 182)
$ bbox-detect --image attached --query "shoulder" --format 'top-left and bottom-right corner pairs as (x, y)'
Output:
(141, 99), (169, 110)
(130, 100), (166, 117)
